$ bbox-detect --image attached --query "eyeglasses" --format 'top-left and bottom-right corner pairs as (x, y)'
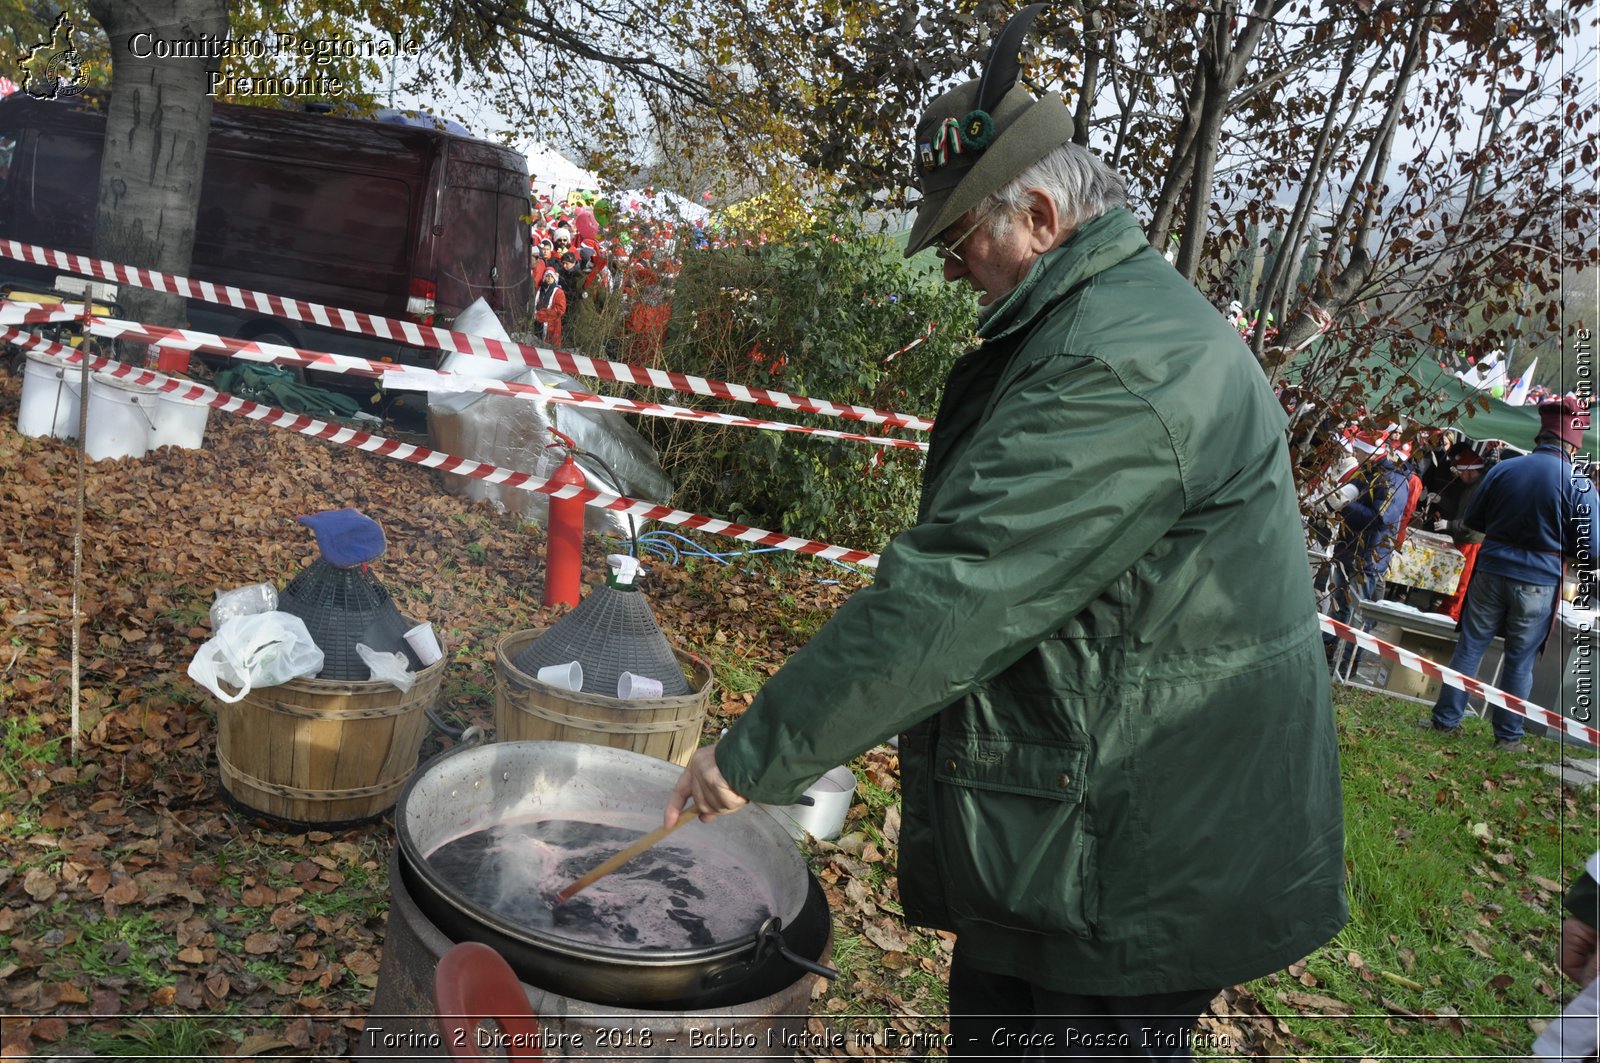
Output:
(934, 204), (999, 265)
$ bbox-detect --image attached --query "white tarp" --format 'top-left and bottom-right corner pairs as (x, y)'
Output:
(515, 140), (603, 200)
(615, 188), (711, 224)
(424, 300), (672, 533)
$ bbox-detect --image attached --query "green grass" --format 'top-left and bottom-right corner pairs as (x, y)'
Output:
(82, 1017), (228, 1059)
(1215, 687), (1596, 1058)
(70, 912), (174, 992)
(698, 641), (767, 696)
(0, 710), (63, 789)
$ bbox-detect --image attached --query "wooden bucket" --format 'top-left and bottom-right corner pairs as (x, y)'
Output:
(215, 658), (445, 827)
(493, 628), (713, 767)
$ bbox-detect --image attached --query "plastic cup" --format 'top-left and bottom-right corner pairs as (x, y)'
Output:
(403, 622), (445, 666)
(616, 671), (663, 699)
(537, 661), (583, 691)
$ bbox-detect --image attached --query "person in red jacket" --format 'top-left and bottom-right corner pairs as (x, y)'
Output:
(532, 267), (566, 345)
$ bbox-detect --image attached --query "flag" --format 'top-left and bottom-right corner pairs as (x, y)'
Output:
(1504, 357), (1537, 406)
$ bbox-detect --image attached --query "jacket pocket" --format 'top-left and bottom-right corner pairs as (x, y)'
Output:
(931, 728), (1099, 938)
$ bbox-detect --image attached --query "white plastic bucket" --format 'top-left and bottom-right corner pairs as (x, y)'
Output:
(149, 391), (209, 450)
(17, 352), (83, 439)
(84, 373), (157, 461)
(761, 765), (857, 842)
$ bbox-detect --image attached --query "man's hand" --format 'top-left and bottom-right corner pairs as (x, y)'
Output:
(1559, 917), (1600, 985)
(1433, 519), (1450, 532)
(666, 744), (748, 828)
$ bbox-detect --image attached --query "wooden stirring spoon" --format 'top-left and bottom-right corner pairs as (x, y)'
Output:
(553, 805), (700, 905)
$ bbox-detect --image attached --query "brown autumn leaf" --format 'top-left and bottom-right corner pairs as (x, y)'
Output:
(176, 946), (206, 964)
(1278, 991), (1354, 1015)
(244, 931), (281, 955)
(204, 972), (231, 1003)
(29, 1017), (67, 1042)
(1462, 930), (1496, 959)
(860, 919), (909, 953)
(342, 950), (381, 976)
(103, 877), (140, 905)
(21, 867), (56, 902)
(235, 1034), (295, 1056)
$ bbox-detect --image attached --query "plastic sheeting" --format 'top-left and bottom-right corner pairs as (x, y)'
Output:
(425, 300), (673, 534)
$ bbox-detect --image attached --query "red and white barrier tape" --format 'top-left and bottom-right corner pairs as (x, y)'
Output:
(0, 239), (936, 431)
(1321, 614), (1600, 746)
(2, 328), (884, 569)
(883, 321), (937, 363)
(0, 303), (928, 453)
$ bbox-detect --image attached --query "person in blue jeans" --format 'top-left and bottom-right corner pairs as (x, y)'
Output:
(1424, 397), (1596, 749)
(1323, 434), (1411, 669)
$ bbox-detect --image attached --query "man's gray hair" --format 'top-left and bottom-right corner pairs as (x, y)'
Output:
(982, 142), (1128, 237)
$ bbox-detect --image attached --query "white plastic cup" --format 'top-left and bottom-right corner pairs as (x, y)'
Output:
(537, 661), (584, 691)
(616, 671), (663, 699)
(404, 622), (444, 666)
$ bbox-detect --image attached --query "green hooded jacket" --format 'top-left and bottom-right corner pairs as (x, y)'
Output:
(716, 207), (1347, 994)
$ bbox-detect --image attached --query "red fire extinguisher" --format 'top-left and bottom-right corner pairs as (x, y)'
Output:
(543, 428), (586, 607)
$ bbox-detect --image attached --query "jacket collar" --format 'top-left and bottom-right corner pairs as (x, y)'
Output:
(1533, 442), (1573, 463)
(976, 206), (1150, 344)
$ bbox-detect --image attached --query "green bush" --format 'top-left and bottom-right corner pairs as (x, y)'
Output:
(639, 211), (974, 553)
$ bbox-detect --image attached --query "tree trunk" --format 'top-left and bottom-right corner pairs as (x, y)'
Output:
(85, 0), (228, 332)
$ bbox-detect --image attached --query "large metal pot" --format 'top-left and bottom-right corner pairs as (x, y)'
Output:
(395, 740), (834, 1009)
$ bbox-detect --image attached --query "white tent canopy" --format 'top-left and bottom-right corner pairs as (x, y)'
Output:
(513, 140), (603, 200)
(615, 188), (711, 224)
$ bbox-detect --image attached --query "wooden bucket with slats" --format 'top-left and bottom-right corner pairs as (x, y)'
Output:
(215, 658), (445, 826)
(493, 628), (713, 767)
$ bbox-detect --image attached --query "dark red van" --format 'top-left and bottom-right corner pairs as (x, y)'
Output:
(0, 92), (530, 372)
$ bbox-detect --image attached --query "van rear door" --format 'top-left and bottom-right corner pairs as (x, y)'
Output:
(433, 139), (530, 325)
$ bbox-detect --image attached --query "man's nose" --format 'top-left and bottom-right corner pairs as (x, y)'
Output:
(942, 256), (968, 282)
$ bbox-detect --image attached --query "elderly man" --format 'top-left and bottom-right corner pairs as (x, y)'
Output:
(667, 6), (1346, 1056)
(1423, 397), (1597, 749)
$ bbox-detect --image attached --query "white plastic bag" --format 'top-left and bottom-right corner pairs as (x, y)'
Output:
(187, 611), (325, 703)
(356, 643), (415, 693)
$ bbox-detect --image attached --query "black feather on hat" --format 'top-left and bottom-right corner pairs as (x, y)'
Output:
(904, 4), (1076, 258)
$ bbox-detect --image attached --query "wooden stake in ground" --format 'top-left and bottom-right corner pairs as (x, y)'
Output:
(68, 339), (92, 759)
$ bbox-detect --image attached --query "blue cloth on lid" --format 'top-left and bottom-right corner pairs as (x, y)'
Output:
(296, 508), (386, 567)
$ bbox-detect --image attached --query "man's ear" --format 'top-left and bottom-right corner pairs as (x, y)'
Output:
(1024, 189), (1069, 254)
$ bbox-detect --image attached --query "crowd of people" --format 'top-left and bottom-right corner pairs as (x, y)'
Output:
(1310, 398), (1596, 751)
(524, 190), (719, 359)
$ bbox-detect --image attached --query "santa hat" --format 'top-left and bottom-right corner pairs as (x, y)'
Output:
(1342, 426), (1388, 458)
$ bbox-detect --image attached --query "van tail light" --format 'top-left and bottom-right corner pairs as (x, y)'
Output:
(406, 279), (437, 324)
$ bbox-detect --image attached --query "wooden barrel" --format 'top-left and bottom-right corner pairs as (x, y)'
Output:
(493, 628), (713, 767)
(215, 658), (445, 827)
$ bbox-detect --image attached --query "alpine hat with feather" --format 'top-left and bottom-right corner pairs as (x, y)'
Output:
(904, 4), (1075, 258)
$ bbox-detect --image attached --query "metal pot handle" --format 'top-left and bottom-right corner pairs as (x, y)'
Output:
(424, 708), (485, 744)
(755, 917), (839, 981)
(695, 918), (838, 993)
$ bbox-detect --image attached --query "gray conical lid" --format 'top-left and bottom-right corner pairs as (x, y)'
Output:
(278, 559), (419, 680)
(512, 560), (689, 697)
